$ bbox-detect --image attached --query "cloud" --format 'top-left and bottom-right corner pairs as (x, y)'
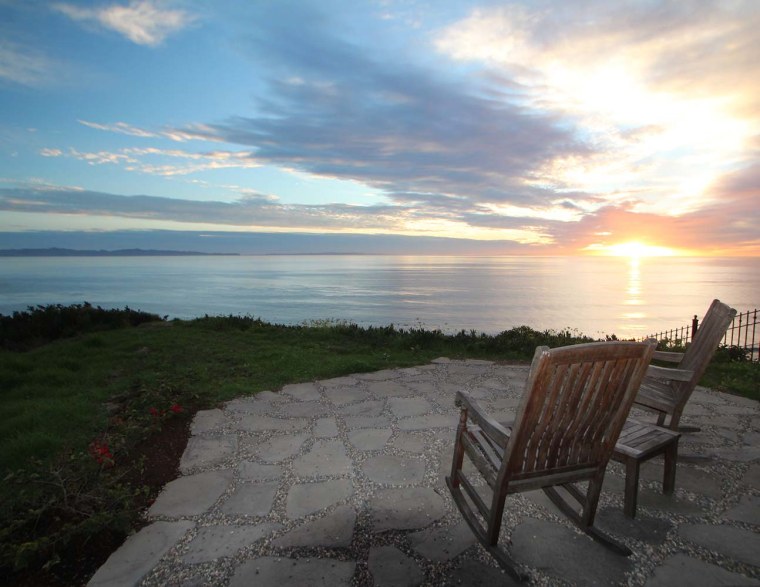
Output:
(434, 0), (759, 215)
(54, 0), (195, 47)
(77, 120), (157, 138)
(78, 120), (219, 142)
(546, 161), (760, 255)
(39, 148), (63, 157)
(0, 41), (54, 86)
(3, 171), (758, 253)
(165, 2), (591, 214)
(0, 185), (554, 244)
(39, 146), (259, 176)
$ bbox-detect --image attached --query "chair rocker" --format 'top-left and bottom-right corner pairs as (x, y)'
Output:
(634, 299), (737, 433)
(446, 341), (655, 581)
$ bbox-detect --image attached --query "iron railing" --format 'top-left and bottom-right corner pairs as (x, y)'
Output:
(641, 308), (759, 361)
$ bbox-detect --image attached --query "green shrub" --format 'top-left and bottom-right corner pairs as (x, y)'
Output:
(0, 303), (163, 351)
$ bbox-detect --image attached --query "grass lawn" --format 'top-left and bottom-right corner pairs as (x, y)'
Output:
(0, 307), (756, 585)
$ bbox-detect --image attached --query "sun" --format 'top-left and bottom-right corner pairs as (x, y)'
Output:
(604, 241), (676, 258)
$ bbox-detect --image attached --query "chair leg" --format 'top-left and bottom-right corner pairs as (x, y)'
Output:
(487, 488), (508, 545)
(623, 457), (640, 518)
(663, 440), (678, 495)
(449, 411), (467, 487)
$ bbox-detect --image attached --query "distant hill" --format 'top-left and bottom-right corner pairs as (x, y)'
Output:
(0, 248), (239, 257)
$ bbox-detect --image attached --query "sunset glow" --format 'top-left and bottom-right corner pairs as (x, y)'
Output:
(585, 241), (679, 258)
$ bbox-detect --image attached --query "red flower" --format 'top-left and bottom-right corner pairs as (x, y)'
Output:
(149, 407), (159, 417)
(88, 440), (114, 467)
(170, 403), (183, 414)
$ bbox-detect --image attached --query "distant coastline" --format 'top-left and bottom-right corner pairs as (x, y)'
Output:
(0, 248), (239, 257)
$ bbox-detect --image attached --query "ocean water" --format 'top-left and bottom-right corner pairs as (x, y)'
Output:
(0, 255), (757, 339)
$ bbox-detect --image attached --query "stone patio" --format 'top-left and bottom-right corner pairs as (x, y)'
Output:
(88, 359), (760, 586)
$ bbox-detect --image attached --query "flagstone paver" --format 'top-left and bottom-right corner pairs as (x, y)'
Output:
(236, 414), (309, 432)
(444, 559), (518, 586)
(90, 359), (760, 587)
(723, 495), (760, 525)
(348, 428), (392, 450)
(254, 433), (309, 462)
(286, 479), (354, 518)
(220, 481), (279, 517)
(409, 519), (477, 561)
(388, 396), (432, 417)
(362, 455), (426, 485)
(229, 557), (355, 587)
(280, 382), (321, 401)
(237, 461), (282, 481)
(278, 400), (331, 418)
(511, 518), (634, 585)
(397, 413), (458, 430)
(368, 546), (424, 587)
(179, 435), (237, 472)
(271, 505), (356, 548)
(644, 554), (760, 586)
(313, 417), (339, 437)
(390, 431), (427, 454)
(148, 470), (232, 518)
(182, 522), (283, 564)
(292, 439), (352, 477)
(343, 414), (392, 429)
(323, 386), (363, 405)
(679, 524), (760, 567)
(370, 487), (447, 530)
(189, 409), (225, 434)
(88, 521), (194, 587)
(339, 399), (385, 416)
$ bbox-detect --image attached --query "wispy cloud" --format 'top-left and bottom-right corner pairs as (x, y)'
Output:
(0, 41), (54, 86)
(78, 120), (218, 142)
(53, 0), (196, 47)
(39, 145), (259, 176)
(77, 120), (157, 138)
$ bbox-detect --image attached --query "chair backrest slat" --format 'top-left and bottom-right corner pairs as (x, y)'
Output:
(680, 299), (737, 383)
(502, 342), (654, 479)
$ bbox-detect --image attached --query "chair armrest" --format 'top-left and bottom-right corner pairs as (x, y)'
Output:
(652, 350), (685, 363)
(455, 391), (511, 448)
(646, 364), (694, 382)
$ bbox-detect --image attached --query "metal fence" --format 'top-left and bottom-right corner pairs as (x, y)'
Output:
(641, 308), (759, 361)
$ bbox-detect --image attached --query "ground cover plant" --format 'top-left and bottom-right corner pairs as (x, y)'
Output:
(0, 305), (755, 585)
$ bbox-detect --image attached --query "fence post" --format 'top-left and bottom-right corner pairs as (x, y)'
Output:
(691, 315), (699, 342)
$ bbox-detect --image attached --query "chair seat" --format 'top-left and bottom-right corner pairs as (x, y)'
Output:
(612, 419), (680, 518)
(615, 419), (679, 459)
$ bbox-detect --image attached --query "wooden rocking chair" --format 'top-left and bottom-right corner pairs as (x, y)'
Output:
(635, 299), (737, 432)
(446, 341), (655, 580)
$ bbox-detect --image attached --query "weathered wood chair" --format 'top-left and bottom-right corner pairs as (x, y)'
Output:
(634, 299), (737, 432)
(446, 341), (655, 580)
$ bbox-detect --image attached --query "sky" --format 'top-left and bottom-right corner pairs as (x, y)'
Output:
(0, 0), (758, 256)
